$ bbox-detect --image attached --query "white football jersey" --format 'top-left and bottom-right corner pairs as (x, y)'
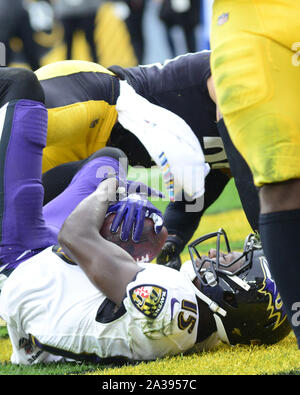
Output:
(0, 246), (204, 364)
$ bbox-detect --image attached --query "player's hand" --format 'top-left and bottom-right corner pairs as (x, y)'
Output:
(156, 240), (182, 271)
(106, 194), (163, 242)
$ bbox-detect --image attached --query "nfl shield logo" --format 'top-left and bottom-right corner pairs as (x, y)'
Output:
(218, 12), (229, 26)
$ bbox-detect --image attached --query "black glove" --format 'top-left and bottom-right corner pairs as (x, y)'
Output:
(156, 236), (183, 271)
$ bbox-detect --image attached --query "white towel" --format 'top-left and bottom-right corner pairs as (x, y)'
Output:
(116, 80), (210, 201)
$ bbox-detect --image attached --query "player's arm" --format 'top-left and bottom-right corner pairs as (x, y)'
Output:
(58, 178), (142, 307)
(157, 169), (230, 269)
(116, 80), (209, 201)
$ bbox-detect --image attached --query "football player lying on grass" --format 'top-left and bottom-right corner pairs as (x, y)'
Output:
(0, 65), (290, 365)
(0, 174), (291, 364)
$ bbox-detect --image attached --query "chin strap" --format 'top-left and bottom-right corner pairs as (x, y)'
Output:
(190, 278), (230, 344)
(191, 281), (227, 318)
(181, 260), (230, 344)
(181, 261), (227, 318)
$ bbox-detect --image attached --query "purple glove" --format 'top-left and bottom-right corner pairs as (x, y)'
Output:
(106, 194), (163, 242)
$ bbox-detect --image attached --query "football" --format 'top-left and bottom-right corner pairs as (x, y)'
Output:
(100, 213), (168, 262)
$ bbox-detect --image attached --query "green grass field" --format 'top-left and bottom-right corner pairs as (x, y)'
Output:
(0, 172), (299, 376)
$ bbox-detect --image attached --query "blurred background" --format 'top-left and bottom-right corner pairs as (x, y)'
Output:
(0, 0), (214, 70)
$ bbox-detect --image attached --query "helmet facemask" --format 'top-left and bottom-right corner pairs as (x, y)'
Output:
(188, 228), (259, 291)
(187, 229), (291, 345)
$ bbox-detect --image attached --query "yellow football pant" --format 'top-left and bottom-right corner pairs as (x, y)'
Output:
(211, 0), (300, 186)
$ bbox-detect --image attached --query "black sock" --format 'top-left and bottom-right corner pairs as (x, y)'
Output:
(259, 209), (300, 348)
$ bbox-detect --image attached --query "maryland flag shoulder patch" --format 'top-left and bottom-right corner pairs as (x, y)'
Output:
(129, 284), (167, 319)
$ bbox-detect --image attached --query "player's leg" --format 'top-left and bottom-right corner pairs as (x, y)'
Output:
(259, 179), (300, 348)
(43, 147), (127, 238)
(61, 17), (76, 60)
(217, 119), (259, 232)
(42, 147), (128, 204)
(211, 0), (300, 346)
(163, 169), (230, 248)
(18, 6), (40, 71)
(81, 14), (98, 63)
(0, 68), (56, 266)
(42, 160), (83, 205)
(183, 25), (196, 53)
(157, 169), (230, 269)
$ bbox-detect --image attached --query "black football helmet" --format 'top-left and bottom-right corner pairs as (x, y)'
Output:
(187, 229), (291, 345)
